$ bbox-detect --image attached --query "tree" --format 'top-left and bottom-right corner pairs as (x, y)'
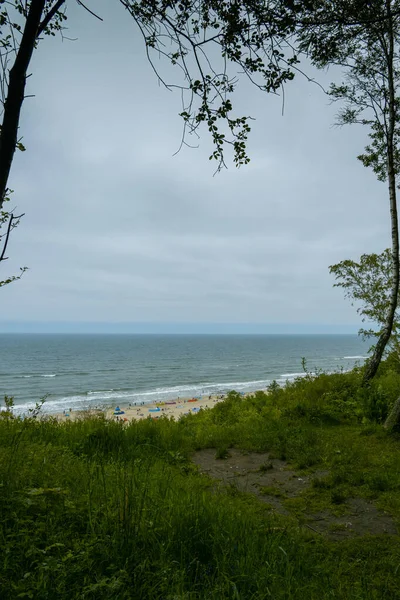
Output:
(0, 0), (67, 286)
(329, 249), (400, 352)
(330, 249), (400, 429)
(298, 0), (400, 382)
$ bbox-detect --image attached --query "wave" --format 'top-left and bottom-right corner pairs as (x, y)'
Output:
(343, 356), (368, 359)
(15, 372), (91, 379)
(16, 373), (56, 378)
(136, 379), (271, 397)
(6, 362), (366, 416)
(7, 378), (275, 416)
(280, 372), (308, 378)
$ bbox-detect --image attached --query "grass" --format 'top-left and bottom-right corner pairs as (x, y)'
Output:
(259, 485), (285, 497)
(1, 361), (400, 598)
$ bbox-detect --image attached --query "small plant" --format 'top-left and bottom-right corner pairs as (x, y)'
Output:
(259, 461), (274, 472)
(328, 522), (348, 532)
(259, 485), (284, 497)
(267, 380), (280, 394)
(1, 395), (15, 418)
(331, 489), (347, 505)
(312, 477), (332, 490)
(226, 482), (241, 497)
(215, 446), (230, 459)
(366, 474), (392, 493)
(360, 424), (378, 436)
(27, 395), (47, 419)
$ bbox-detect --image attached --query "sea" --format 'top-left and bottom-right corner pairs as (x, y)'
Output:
(0, 334), (369, 415)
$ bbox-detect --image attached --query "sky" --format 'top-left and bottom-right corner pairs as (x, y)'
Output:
(0, 1), (391, 334)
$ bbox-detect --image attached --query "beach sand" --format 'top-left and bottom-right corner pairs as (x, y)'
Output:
(54, 391), (262, 423)
(106, 394), (226, 422)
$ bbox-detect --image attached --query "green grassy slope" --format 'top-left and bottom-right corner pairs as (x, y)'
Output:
(1, 362), (400, 599)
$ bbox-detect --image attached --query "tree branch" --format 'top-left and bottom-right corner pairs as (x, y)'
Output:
(76, 0), (103, 22)
(0, 0), (46, 211)
(0, 212), (22, 262)
(38, 0), (66, 37)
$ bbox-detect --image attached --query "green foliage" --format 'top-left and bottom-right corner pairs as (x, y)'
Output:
(128, 0), (300, 170)
(0, 418), (321, 599)
(298, 0), (400, 181)
(329, 249), (399, 347)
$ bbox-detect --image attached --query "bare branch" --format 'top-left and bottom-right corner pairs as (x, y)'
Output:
(0, 212), (22, 262)
(76, 0), (103, 22)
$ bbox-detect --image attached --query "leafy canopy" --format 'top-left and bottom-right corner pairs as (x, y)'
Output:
(330, 249), (400, 349)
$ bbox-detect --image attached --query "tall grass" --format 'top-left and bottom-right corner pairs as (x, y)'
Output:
(1, 365), (400, 598)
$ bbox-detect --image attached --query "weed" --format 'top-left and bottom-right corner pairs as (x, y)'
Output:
(328, 522), (348, 532)
(312, 477), (332, 490)
(331, 489), (347, 505)
(259, 461), (274, 472)
(259, 485), (284, 497)
(366, 473), (393, 493)
(215, 446), (230, 459)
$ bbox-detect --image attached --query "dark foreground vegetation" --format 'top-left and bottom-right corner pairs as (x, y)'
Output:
(1, 360), (400, 599)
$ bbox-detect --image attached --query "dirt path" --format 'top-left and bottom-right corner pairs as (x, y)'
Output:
(192, 448), (397, 540)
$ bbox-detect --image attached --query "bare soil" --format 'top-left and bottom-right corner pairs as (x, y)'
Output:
(192, 448), (397, 540)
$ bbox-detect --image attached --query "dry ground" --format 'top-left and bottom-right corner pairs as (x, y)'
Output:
(192, 448), (397, 540)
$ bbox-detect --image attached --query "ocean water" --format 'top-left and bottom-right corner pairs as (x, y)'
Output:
(0, 334), (369, 415)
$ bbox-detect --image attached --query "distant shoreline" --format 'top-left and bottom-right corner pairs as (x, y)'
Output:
(53, 391), (262, 423)
(1, 334), (368, 414)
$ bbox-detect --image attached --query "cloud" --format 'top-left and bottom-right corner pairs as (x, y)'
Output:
(0, 0), (390, 330)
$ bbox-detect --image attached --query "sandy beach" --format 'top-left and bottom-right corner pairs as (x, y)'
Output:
(55, 393), (239, 423)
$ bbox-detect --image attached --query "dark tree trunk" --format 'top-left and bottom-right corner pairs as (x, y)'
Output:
(0, 0), (46, 211)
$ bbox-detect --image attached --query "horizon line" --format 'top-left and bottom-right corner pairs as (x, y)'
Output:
(0, 321), (361, 335)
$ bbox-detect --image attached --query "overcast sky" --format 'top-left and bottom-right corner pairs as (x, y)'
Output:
(0, 1), (391, 333)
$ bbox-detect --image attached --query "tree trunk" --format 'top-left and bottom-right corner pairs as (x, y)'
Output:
(363, 2), (399, 384)
(384, 395), (400, 430)
(0, 0), (46, 211)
